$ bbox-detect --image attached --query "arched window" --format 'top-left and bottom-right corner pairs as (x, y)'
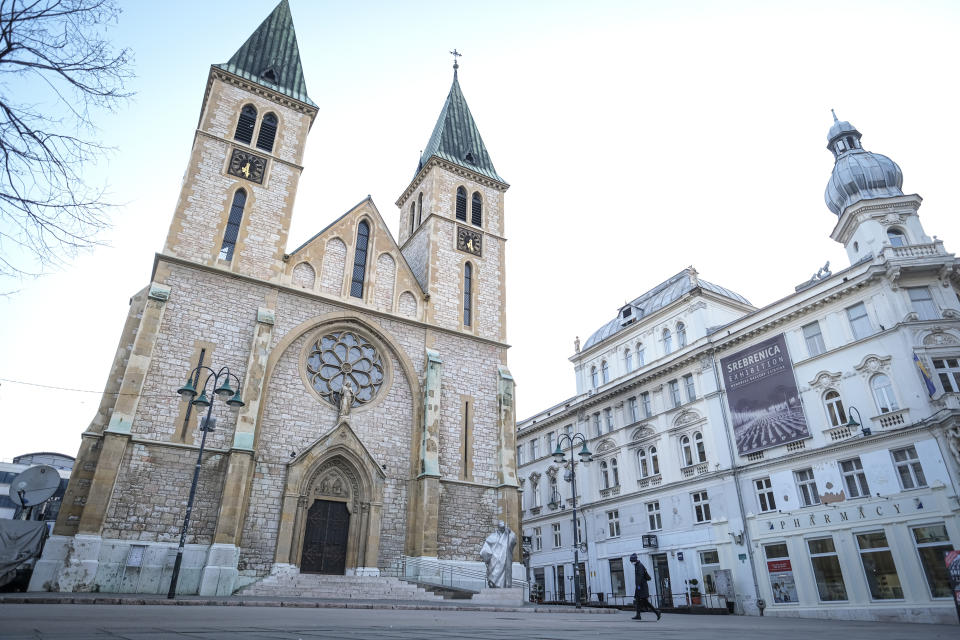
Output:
(549, 475), (559, 505)
(417, 192), (423, 225)
(610, 458), (619, 486)
(455, 187), (467, 221)
(463, 262), (473, 327)
(624, 348), (633, 372)
(649, 446), (659, 475)
(694, 431), (706, 463)
(677, 322), (687, 348)
(636, 343), (645, 367)
(871, 374), (899, 414)
(600, 460), (610, 489)
(637, 448), (648, 477)
(591, 366), (598, 389)
(887, 228), (907, 247)
(530, 477), (541, 508)
(234, 105), (257, 144)
(409, 203), (415, 235)
(471, 191), (482, 226)
(601, 360), (610, 384)
(219, 189), (246, 261)
(663, 328), (672, 354)
(350, 221), (370, 298)
(256, 113), (278, 152)
(680, 435), (693, 467)
(824, 390), (846, 427)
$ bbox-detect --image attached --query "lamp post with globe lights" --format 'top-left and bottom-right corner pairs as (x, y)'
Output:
(552, 432), (593, 608)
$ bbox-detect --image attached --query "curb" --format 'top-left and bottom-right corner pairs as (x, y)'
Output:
(0, 595), (618, 614)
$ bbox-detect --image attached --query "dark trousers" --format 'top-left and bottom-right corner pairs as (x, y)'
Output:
(634, 592), (659, 617)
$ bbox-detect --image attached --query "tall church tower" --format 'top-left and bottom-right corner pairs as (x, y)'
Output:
(163, 0), (316, 282)
(397, 63), (509, 343)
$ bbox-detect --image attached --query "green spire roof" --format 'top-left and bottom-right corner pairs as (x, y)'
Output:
(416, 70), (504, 184)
(215, 0), (316, 107)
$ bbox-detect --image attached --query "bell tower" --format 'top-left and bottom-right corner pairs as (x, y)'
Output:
(163, 0), (317, 282)
(397, 62), (509, 343)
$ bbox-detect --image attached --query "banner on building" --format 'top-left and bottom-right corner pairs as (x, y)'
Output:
(720, 333), (810, 455)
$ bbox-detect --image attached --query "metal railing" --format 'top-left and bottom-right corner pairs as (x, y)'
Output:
(530, 588), (729, 611)
(380, 555), (529, 597)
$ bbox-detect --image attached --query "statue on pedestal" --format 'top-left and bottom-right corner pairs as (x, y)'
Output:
(338, 381), (355, 420)
(480, 520), (517, 588)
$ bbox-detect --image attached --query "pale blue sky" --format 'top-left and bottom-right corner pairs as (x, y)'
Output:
(3, 0), (960, 458)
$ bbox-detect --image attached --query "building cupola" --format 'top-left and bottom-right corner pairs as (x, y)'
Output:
(824, 111), (903, 216)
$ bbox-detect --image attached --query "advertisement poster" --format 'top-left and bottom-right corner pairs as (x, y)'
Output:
(767, 559), (797, 603)
(720, 333), (810, 455)
(946, 550), (960, 609)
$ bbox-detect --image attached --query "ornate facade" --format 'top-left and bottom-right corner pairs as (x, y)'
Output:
(30, 1), (519, 595)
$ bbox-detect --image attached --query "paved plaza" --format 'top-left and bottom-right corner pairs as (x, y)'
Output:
(1, 604), (957, 639)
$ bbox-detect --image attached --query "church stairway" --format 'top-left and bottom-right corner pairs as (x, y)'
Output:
(236, 573), (445, 601)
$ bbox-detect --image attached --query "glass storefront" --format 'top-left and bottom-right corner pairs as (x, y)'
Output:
(609, 558), (625, 596)
(764, 543), (797, 603)
(807, 537), (847, 601)
(912, 524), (953, 598)
(856, 531), (903, 600)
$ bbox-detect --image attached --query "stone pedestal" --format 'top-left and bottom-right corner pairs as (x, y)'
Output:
(198, 543), (240, 596)
(29, 534), (102, 592)
(471, 586), (524, 606)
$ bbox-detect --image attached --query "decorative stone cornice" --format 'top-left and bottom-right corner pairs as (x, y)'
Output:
(208, 67), (318, 119)
(397, 156), (509, 208)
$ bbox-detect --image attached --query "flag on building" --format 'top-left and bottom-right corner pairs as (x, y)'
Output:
(914, 353), (937, 397)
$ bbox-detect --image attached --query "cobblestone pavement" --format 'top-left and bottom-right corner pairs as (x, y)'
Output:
(1, 605), (957, 639)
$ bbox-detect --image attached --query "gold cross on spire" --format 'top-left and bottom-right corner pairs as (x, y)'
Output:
(450, 48), (462, 70)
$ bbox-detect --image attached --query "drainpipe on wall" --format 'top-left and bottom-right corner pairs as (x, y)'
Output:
(710, 350), (763, 615)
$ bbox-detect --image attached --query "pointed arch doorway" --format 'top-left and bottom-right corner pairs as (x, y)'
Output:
(301, 499), (350, 574)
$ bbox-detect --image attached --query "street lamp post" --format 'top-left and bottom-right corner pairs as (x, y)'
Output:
(552, 432), (593, 609)
(167, 365), (244, 599)
(844, 406), (870, 437)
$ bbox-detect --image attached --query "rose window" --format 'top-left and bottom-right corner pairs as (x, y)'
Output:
(306, 331), (384, 407)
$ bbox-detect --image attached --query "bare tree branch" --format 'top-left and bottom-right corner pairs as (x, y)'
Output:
(0, 0), (133, 284)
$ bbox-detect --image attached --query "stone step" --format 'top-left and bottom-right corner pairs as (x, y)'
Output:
(236, 572), (443, 601)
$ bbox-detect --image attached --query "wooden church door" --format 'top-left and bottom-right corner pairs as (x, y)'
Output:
(301, 499), (350, 574)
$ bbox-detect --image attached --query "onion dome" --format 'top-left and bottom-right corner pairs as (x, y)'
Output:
(824, 111), (902, 215)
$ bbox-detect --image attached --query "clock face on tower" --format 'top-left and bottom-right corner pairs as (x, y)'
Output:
(227, 148), (267, 184)
(456, 226), (482, 257)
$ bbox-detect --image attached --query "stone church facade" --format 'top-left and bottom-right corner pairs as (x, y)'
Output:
(31, 1), (520, 595)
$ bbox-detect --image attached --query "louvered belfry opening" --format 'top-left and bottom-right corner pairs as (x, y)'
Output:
(219, 189), (247, 261)
(471, 192), (482, 226)
(350, 221), (370, 298)
(256, 113), (278, 152)
(235, 105), (257, 144)
(455, 187), (467, 221)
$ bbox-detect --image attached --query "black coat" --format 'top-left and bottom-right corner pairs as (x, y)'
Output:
(633, 560), (651, 598)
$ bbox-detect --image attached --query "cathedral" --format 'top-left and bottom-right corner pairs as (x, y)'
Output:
(30, 0), (520, 595)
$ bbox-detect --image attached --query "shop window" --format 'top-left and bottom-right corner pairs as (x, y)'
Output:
(609, 558), (626, 596)
(839, 457), (870, 498)
(891, 446), (927, 489)
(855, 531), (903, 600)
(755, 477), (776, 512)
(764, 543), (797, 604)
(807, 537), (847, 601)
(700, 549), (720, 595)
(912, 524), (953, 598)
(802, 321), (826, 357)
(933, 357), (960, 393)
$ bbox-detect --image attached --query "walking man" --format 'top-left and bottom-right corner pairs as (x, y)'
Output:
(630, 553), (661, 621)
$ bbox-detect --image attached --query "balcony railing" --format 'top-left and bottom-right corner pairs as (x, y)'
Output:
(599, 485), (621, 499)
(871, 407), (909, 430)
(883, 240), (946, 260)
(826, 425), (855, 441)
(637, 474), (662, 489)
(681, 463), (709, 478)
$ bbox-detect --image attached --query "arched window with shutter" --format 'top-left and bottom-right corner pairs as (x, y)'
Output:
(219, 189), (247, 261)
(471, 192), (482, 226)
(234, 105), (257, 144)
(350, 221), (370, 298)
(256, 113), (278, 152)
(463, 262), (473, 327)
(455, 187), (467, 221)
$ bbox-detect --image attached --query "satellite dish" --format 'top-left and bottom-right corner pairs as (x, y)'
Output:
(8, 465), (60, 507)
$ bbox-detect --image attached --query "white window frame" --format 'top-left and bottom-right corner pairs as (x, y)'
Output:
(683, 373), (696, 402)
(807, 536), (848, 602)
(624, 348), (633, 372)
(591, 366), (598, 389)
(680, 435), (694, 467)
(604, 408), (614, 433)
(755, 477), (776, 512)
(669, 379), (681, 407)
(530, 477), (542, 507)
(663, 328), (672, 354)
(795, 468), (820, 506)
(694, 431), (706, 463)
(802, 321), (826, 357)
(641, 392), (652, 418)
(824, 390), (847, 427)
(601, 360), (610, 384)
(533, 526), (542, 551)
(911, 523), (953, 599)
(552, 523), (562, 548)
(517, 445), (524, 465)
(677, 322), (687, 348)
(846, 302), (873, 340)
(870, 374), (899, 414)
(607, 509), (621, 538)
(647, 500), (662, 531)
(839, 457), (870, 498)
(610, 457), (619, 486)
(593, 413), (601, 438)
(891, 446), (927, 490)
(628, 397), (639, 423)
(547, 431), (556, 454)
(932, 357), (960, 393)
(636, 344), (646, 367)
(907, 286), (938, 321)
(600, 460), (611, 489)
(530, 438), (540, 460)
(692, 490), (711, 523)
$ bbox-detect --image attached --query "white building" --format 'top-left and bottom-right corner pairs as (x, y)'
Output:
(517, 116), (960, 624)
